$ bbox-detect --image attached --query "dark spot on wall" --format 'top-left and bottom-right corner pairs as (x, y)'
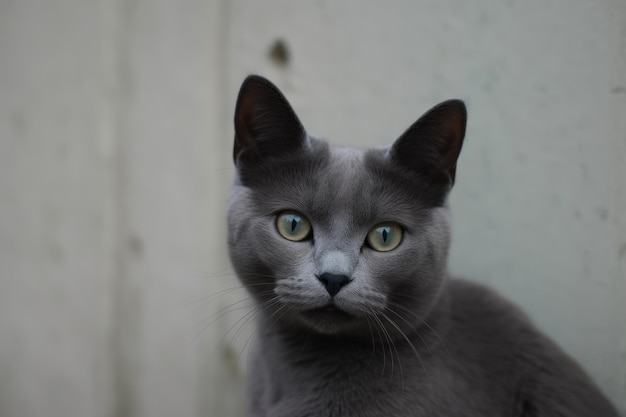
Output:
(611, 86), (626, 94)
(268, 39), (290, 67)
(595, 206), (609, 221)
(128, 235), (143, 257)
(619, 243), (626, 260)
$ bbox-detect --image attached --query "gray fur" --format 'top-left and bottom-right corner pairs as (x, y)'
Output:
(227, 75), (619, 417)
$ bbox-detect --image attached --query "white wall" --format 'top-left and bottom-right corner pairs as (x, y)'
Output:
(1, 1), (624, 416)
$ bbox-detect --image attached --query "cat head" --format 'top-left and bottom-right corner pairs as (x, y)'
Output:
(227, 75), (466, 338)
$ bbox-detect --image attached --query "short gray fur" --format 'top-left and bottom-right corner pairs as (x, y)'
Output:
(227, 75), (619, 417)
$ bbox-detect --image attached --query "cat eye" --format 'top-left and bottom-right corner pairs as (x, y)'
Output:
(276, 211), (312, 241)
(366, 223), (403, 252)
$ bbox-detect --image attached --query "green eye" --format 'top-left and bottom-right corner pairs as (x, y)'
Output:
(366, 223), (403, 252)
(276, 211), (312, 241)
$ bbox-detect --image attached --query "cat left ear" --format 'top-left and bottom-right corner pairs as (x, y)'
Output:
(233, 75), (307, 166)
(389, 100), (467, 187)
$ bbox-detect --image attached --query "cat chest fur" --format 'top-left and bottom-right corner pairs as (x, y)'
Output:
(245, 280), (535, 417)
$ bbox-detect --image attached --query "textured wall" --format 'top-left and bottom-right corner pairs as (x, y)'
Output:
(0, 1), (115, 416)
(0, 0), (624, 416)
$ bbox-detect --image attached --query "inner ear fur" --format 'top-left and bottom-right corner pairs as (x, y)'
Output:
(233, 75), (307, 165)
(389, 99), (467, 187)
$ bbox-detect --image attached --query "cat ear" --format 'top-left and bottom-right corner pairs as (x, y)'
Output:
(233, 75), (307, 165)
(389, 100), (467, 187)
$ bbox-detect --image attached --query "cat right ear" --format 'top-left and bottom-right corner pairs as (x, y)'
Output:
(388, 99), (467, 188)
(233, 75), (307, 166)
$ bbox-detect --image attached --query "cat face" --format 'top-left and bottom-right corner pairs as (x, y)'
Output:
(227, 76), (466, 338)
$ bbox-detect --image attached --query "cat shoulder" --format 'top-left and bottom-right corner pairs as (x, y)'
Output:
(445, 278), (532, 329)
(444, 278), (620, 416)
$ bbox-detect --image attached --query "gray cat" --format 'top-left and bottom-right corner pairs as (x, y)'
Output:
(227, 75), (619, 417)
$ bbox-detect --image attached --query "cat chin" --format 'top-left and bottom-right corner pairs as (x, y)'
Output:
(296, 305), (363, 335)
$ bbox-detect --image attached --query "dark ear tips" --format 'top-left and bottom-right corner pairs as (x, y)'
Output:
(390, 99), (467, 187)
(233, 78), (256, 161)
(233, 76), (277, 163)
(433, 99), (467, 131)
(415, 99), (467, 146)
(233, 75), (306, 165)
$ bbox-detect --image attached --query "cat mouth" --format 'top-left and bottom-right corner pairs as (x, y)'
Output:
(301, 305), (354, 321)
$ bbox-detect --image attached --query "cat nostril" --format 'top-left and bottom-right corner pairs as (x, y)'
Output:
(317, 273), (351, 297)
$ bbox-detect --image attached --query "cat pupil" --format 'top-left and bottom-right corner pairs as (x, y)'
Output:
(382, 228), (388, 242)
(291, 218), (298, 232)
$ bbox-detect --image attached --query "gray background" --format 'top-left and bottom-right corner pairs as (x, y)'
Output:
(1, 0), (625, 416)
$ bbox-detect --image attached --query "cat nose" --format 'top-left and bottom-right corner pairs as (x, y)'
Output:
(317, 273), (351, 297)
